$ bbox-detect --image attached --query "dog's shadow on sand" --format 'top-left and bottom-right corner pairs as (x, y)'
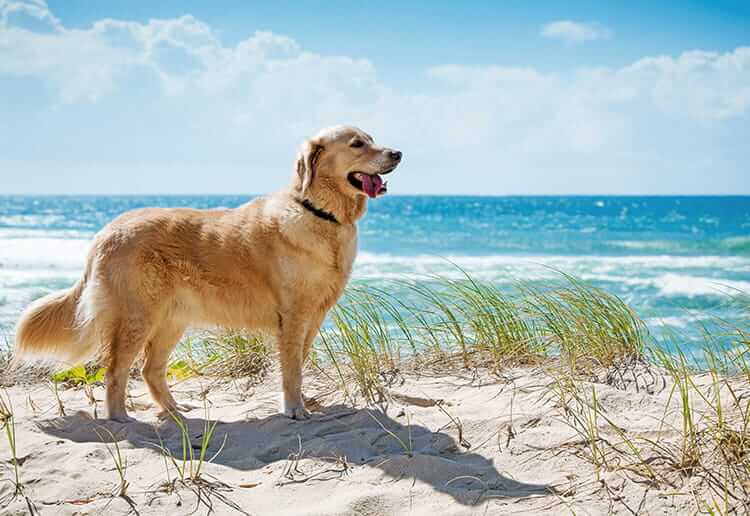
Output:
(39, 404), (552, 506)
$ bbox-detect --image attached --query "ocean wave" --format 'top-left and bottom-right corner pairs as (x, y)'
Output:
(0, 269), (81, 287)
(355, 252), (750, 273)
(580, 272), (750, 297)
(721, 236), (750, 253)
(0, 227), (95, 240)
(0, 237), (89, 271)
(1, 241), (746, 298)
(607, 237), (750, 257)
(0, 214), (69, 228)
(607, 236), (750, 256)
(353, 253), (750, 298)
(652, 274), (750, 298)
(607, 240), (683, 252)
(644, 315), (707, 329)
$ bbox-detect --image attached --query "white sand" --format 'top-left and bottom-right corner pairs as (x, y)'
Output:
(0, 363), (743, 515)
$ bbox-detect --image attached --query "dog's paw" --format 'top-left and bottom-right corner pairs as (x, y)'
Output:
(107, 413), (137, 424)
(284, 403), (311, 420)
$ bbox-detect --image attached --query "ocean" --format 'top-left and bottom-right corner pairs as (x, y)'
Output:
(1, 195), (749, 353)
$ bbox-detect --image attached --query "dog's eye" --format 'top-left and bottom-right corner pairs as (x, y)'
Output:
(350, 139), (364, 148)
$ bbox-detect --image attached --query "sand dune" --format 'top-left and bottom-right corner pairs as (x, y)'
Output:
(0, 362), (743, 515)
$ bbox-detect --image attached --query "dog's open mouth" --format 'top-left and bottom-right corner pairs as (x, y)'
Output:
(347, 169), (395, 199)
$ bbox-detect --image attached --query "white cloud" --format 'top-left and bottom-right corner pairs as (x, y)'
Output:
(621, 49), (750, 120)
(0, 1), (748, 194)
(541, 20), (611, 43)
(0, 0), (62, 31)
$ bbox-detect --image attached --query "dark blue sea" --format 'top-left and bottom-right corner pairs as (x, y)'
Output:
(1, 196), (749, 354)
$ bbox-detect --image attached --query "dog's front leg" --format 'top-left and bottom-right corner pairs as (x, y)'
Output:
(278, 316), (311, 420)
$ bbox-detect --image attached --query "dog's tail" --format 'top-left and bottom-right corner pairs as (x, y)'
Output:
(13, 278), (93, 365)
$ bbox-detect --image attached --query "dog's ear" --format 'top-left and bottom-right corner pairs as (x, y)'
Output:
(296, 139), (324, 195)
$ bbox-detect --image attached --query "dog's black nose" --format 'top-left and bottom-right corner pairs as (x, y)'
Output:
(389, 150), (402, 161)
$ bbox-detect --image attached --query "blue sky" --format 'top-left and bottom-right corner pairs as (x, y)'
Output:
(1, 0), (749, 194)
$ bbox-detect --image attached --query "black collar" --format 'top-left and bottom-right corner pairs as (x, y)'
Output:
(296, 198), (340, 225)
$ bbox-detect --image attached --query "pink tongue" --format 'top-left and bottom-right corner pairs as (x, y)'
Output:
(361, 174), (383, 198)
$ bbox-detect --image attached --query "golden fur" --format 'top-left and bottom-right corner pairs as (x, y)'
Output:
(14, 126), (402, 421)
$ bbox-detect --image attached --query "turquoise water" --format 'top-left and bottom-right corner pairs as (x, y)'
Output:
(1, 195), (749, 350)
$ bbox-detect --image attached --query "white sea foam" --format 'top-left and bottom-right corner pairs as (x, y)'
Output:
(1, 243), (746, 298)
(607, 240), (682, 251)
(0, 237), (90, 271)
(644, 315), (707, 329)
(0, 214), (69, 227)
(653, 274), (750, 297)
(0, 235), (90, 336)
(0, 227), (94, 240)
(354, 252), (750, 275)
(353, 253), (750, 298)
(0, 269), (81, 287)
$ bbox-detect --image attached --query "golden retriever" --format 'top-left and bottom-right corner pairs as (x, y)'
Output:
(14, 126), (402, 422)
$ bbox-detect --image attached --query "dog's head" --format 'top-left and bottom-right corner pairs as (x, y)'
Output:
(295, 126), (402, 200)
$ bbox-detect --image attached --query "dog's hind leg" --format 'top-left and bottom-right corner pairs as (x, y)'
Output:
(142, 323), (186, 414)
(105, 316), (151, 422)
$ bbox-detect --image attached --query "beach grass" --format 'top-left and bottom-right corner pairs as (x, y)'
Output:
(154, 403), (226, 485)
(523, 271), (648, 369)
(0, 348), (11, 388)
(313, 271), (649, 402)
(0, 391), (21, 498)
(95, 427), (130, 499)
(181, 329), (271, 381)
